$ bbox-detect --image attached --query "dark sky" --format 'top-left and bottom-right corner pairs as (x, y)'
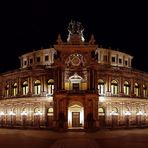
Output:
(0, 1), (148, 73)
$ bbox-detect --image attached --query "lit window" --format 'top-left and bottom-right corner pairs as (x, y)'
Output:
(124, 81), (130, 96)
(98, 79), (105, 95)
(143, 85), (147, 97)
(134, 83), (139, 97)
(47, 79), (54, 95)
(22, 81), (28, 95)
(34, 80), (41, 95)
(111, 80), (118, 95)
(13, 83), (18, 96)
(5, 84), (9, 97)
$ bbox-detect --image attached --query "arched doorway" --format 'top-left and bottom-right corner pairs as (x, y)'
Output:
(68, 101), (84, 128)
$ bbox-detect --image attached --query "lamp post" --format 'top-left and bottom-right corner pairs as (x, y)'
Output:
(9, 111), (16, 127)
(124, 111), (131, 128)
(136, 111), (143, 127)
(21, 111), (28, 128)
(110, 111), (119, 128)
(0, 112), (4, 127)
(34, 111), (42, 128)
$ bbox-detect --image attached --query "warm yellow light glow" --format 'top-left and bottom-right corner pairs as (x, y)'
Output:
(68, 104), (84, 128)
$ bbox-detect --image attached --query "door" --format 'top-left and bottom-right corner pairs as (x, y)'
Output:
(72, 112), (80, 127)
(73, 83), (79, 92)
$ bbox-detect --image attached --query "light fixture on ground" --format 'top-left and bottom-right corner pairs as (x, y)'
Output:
(9, 111), (16, 127)
(34, 111), (42, 128)
(0, 111), (4, 126)
(21, 111), (28, 127)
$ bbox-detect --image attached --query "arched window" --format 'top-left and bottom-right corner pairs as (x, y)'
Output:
(124, 81), (130, 96)
(98, 79), (105, 95)
(47, 79), (54, 95)
(143, 85), (147, 97)
(22, 81), (28, 95)
(98, 107), (105, 116)
(34, 80), (41, 95)
(134, 83), (139, 97)
(111, 80), (118, 95)
(5, 84), (9, 97)
(13, 83), (18, 96)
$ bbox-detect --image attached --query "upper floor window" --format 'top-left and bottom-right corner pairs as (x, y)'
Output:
(112, 57), (116, 62)
(111, 80), (118, 95)
(119, 58), (122, 64)
(24, 60), (27, 65)
(124, 81), (130, 96)
(5, 84), (9, 97)
(125, 60), (128, 66)
(98, 79), (105, 95)
(143, 85), (147, 97)
(37, 57), (40, 62)
(30, 58), (33, 64)
(103, 55), (107, 62)
(22, 81), (28, 95)
(47, 79), (54, 95)
(13, 83), (18, 96)
(34, 80), (41, 95)
(45, 55), (49, 61)
(134, 83), (139, 97)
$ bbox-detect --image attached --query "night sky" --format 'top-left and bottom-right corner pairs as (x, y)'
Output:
(0, 1), (148, 73)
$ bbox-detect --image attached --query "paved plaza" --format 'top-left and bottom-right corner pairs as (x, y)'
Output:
(0, 128), (148, 148)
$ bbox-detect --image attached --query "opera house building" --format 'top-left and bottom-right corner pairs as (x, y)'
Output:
(0, 21), (148, 129)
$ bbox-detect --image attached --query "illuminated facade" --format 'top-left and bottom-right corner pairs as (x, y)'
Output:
(0, 21), (148, 129)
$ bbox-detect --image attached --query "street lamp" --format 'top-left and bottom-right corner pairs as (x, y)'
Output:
(136, 111), (143, 127)
(21, 111), (28, 128)
(124, 111), (131, 127)
(9, 111), (16, 127)
(110, 111), (119, 128)
(34, 111), (42, 128)
(0, 111), (4, 127)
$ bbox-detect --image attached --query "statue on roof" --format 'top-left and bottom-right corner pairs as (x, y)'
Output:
(67, 20), (85, 42)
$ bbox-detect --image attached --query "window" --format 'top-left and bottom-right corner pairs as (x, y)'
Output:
(45, 55), (49, 61)
(124, 81), (130, 96)
(119, 58), (122, 64)
(13, 83), (18, 96)
(103, 55), (107, 62)
(30, 58), (33, 64)
(98, 79), (105, 95)
(134, 83), (139, 97)
(143, 85), (147, 97)
(24, 60), (27, 65)
(5, 85), (9, 97)
(47, 79), (54, 95)
(22, 81), (28, 95)
(37, 57), (40, 62)
(112, 57), (115, 62)
(111, 80), (118, 95)
(125, 60), (128, 66)
(34, 80), (41, 95)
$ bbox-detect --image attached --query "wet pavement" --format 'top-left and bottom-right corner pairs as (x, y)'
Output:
(0, 128), (148, 148)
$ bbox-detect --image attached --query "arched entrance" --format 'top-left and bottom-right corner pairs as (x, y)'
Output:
(68, 101), (84, 128)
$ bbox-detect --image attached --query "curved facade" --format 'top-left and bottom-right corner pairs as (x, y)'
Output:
(0, 21), (148, 129)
